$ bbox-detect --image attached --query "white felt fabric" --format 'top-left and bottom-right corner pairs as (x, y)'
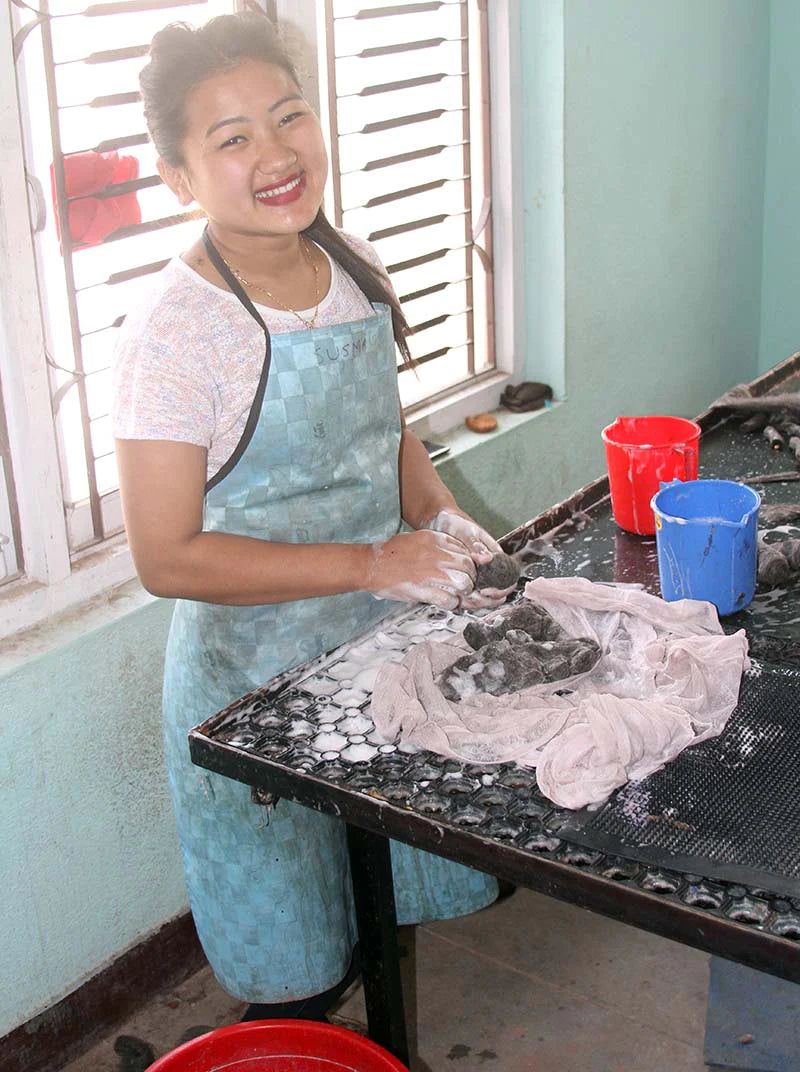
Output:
(369, 577), (749, 809)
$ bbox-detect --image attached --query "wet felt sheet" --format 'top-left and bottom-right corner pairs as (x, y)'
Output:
(557, 661), (800, 898)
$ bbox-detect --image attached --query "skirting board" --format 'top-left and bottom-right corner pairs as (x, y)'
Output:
(0, 912), (205, 1072)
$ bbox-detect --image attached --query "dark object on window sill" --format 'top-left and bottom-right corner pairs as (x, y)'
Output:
(500, 381), (553, 412)
(422, 439), (450, 460)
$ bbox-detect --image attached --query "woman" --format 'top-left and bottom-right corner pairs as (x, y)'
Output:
(113, 11), (510, 1021)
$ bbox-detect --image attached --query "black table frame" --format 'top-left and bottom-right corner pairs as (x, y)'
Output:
(189, 353), (800, 1063)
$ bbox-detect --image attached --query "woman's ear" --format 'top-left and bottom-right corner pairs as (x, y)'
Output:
(157, 158), (194, 206)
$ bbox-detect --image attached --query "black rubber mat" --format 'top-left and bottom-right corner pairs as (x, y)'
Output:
(559, 663), (800, 898)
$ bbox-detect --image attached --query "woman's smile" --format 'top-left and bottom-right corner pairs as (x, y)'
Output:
(254, 172), (307, 205)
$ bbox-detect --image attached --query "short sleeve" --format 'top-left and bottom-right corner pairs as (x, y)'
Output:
(111, 264), (219, 448)
(112, 329), (215, 448)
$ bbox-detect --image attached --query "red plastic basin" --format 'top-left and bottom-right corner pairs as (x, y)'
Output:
(145, 1019), (410, 1072)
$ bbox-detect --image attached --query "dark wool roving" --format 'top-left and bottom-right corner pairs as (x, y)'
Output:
(784, 539), (800, 570)
(759, 502), (800, 526)
(474, 552), (521, 591)
(438, 635), (601, 700)
(758, 542), (793, 588)
(463, 600), (563, 650)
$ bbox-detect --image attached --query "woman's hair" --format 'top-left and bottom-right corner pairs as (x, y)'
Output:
(140, 11), (411, 361)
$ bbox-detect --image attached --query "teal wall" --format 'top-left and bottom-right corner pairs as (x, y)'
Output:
(1, 598), (183, 1036)
(0, 0), (778, 1038)
(759, 0), (800, 371)
(563, 0), (768, 420)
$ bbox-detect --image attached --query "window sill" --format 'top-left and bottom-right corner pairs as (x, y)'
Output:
(0, 571), (160, 674)
(409, 392), (560, 457)
(0, 534), (144, 652)
(405, 369), (515, 440)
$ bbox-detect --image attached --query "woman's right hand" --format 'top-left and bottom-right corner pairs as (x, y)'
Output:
(368, 530), (476, 610)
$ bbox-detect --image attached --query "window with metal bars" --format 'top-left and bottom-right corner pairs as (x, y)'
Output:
(2, 0), (503, 602)
(9, 0), (231, 571)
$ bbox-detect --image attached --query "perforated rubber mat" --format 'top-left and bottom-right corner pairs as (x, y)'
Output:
(559, 662), (800, 898)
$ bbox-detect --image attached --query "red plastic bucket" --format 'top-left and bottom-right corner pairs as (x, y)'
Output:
(145, 1020), (410, 1072)
(601, 415), (701, 535)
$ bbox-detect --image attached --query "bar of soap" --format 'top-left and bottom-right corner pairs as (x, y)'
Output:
(475, 552), (520, 591)
(465, 413), (498, 433)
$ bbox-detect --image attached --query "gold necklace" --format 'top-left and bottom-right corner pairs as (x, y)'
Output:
(219, 238), (321, 328)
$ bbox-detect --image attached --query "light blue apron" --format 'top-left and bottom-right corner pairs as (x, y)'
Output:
(162, 253), (497, 1002)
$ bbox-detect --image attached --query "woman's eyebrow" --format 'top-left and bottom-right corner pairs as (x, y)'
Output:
(205, 115), (248, 138)
(268, 94), (304, 113)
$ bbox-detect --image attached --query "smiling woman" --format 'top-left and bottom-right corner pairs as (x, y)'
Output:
(112, 9), (507, 1024)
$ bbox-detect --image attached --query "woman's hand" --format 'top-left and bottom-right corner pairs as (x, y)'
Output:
(458, 583), (516, 612)
(425, 509), (515, 610)
(424, 508), (502, 562)
(368, 529), (476, 611)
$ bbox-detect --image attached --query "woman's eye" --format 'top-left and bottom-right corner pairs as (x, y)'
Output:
(278, 110), (305, 127)
(220, 134), (245, 148)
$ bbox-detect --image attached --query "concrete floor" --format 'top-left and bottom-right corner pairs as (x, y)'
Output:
(63, 887), (728, 1072)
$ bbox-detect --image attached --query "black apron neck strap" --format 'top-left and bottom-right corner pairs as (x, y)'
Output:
(202, 226), (269, 336)
(202, 225), (273, 495)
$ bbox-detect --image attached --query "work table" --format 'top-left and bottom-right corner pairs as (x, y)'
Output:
(190, 352), (800, 1062)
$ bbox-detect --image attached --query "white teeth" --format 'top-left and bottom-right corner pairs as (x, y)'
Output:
(255, 175), (302, 200)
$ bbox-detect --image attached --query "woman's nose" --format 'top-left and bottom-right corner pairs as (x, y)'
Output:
(255, 132), (297, 178)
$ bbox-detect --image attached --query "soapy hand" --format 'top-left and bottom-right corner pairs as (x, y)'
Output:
(425, 509), (502, 562)
(459, 581), (517, 611)
(369, 529), (476, 611)
(424, 509), (514, 610)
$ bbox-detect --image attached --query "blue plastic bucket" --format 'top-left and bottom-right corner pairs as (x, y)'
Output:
(651, 479), (761, 616)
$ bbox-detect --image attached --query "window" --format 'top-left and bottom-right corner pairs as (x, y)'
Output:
(0, 0), (520, 637)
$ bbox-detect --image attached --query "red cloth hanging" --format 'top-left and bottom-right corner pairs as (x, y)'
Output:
(51, 150), (142, 250)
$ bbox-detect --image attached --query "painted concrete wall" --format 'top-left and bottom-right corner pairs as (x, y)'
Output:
(561, 0), (768, 423)
(759, 0), (800, 371)
(1, 596), (183, 1035)
(1, 0), (774, 1038)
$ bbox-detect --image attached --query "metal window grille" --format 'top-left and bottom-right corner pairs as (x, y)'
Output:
(10, 0), (235, 559)
(323, 0), (494, 412)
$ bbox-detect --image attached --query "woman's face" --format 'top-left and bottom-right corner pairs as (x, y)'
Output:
(163, 59), (329, 244)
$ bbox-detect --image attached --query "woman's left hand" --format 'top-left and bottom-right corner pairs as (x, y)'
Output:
(425, 508), (501, 561)
(458, 583), (516, 611)
(425, 509), (515, 610)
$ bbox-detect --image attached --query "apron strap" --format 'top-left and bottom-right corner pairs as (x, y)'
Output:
(202, 226), (273, 494)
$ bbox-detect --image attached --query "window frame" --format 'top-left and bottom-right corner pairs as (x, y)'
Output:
(0, 0), (523, 641)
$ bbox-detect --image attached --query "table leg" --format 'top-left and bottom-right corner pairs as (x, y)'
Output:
(345, 823), (410, 1065)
